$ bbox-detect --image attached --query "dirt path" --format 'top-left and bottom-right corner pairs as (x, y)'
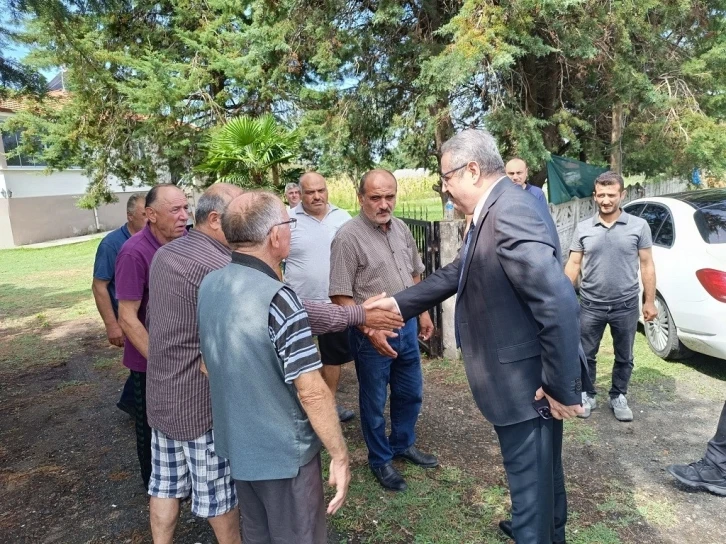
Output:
(1, 320), (724, 543)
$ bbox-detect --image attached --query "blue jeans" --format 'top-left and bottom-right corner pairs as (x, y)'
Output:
(349, 319), (423, 468)
(579, 296), (639, 398)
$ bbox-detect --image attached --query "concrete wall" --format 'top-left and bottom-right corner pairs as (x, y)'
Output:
(1, 191), (146, 248)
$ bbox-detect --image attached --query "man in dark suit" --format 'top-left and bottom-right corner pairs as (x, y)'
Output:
(375, 129), (586, 543)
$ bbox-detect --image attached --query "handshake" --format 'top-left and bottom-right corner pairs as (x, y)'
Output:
(361, 294), (434, 358)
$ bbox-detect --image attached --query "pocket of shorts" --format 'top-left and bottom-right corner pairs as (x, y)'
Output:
(204, 441), (229, 482)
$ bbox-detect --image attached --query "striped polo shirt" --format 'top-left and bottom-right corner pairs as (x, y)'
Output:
(145, 228), (365, 441)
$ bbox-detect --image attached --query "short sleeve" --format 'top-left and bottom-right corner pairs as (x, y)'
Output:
(115, 251), (147, 301)
(269, 287), (322, 383)
(328, 230), (358, 298)
(406, 228), (426, 276)
(638, 220), (653, 250)
(569, 224), (584, 252)
(93, 240), (116, 281)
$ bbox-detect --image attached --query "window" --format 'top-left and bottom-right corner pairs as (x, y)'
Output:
(654, 215), (675, 247)
(624, 203), (646, 217)
(1, 129), (47, 167)
(694, 204), (726, 244)
(640, 204), (674, 248)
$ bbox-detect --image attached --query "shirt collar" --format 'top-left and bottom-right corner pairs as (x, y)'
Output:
(188, 228), (231, 256)
(142, 223), (162, 249)
(230, 252), (279, 280)
(472, 175), (507, 226)
(121, 223), (131, 239)
(593, 210), (630, 226)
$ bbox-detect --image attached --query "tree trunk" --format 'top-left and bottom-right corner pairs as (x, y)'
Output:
(610, 104), (624, 174)
(431, 101), (458, 216)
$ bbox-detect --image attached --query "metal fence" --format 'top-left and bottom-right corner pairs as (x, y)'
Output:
(400, 217), (443, 357)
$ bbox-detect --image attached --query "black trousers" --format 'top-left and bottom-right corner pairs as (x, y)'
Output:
(131, 370), (152, 488)
(706, 401), (726, 475)
(494, 417), (566, 544)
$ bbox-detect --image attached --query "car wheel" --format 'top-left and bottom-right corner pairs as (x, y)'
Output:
(644, 295), (692, 360)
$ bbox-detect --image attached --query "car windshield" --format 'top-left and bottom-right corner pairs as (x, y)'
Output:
(694, 203), (726, 244)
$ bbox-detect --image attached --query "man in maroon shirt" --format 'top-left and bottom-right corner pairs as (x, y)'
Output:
(116, 183), (189, 488)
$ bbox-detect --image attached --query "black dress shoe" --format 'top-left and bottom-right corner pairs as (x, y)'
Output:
(116, 401), (136, 419)
(371, 463), (407, 491)
(498, 518), (567, 544)
(394, 446), (438, 468)
(498, 519), (513, 540)
(336, 405), (355, 423)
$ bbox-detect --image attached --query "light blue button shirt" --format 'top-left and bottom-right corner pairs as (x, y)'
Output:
(285, 203), (352, 302)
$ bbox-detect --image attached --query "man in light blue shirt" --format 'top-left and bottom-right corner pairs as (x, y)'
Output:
(506, 158), (547, 206)
(285, 172), (355, 422)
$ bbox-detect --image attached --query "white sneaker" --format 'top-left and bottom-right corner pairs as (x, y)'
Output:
(578, 392), (594, 418)
(609, 394), (633, 422)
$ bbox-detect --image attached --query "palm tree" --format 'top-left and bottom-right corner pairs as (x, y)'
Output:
(197, 114), (299, 188)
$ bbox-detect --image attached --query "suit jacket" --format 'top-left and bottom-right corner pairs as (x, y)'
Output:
(394, 179), (588, 427)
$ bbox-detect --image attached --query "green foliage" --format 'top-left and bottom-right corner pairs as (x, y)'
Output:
(197, 114), (299, 189)
(5, 0), (726, 206)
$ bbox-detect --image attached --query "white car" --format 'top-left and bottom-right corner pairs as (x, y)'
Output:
(623, 189), (726, 360)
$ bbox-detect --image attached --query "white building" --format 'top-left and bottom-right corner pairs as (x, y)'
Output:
(0, 90), (152, 248)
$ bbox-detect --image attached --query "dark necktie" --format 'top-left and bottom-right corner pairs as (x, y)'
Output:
(455, 222), (475, 348)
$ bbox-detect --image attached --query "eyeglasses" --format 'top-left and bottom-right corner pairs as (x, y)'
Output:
(439, 163), (468, 186)
(268, 218), (297, 233)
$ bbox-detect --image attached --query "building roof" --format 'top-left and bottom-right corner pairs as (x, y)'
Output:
(0, 89), (69, 114)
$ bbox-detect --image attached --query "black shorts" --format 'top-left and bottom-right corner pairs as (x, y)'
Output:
(317, 330), (352, 366)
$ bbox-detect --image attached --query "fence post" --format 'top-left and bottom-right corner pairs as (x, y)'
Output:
(438, 219), (464, 360)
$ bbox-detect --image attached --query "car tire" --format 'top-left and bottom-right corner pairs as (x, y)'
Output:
(644, 294), (692, 360)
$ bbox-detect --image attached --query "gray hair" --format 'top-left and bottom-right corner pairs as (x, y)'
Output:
(440, 129), (504, 178)
(195, 193), (227, 225)
(126, 193), (144, 215)
(285, 182), (299, 192)
(221, 192), (284, 248)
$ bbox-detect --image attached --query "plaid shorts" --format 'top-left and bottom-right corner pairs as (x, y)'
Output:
(148, 428), (237, 518)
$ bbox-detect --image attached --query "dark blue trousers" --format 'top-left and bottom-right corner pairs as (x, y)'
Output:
(495, 417), (566, 544)
(349, 319), (423, 468)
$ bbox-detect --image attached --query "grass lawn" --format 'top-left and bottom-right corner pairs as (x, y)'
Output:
(1, 238), (725, 543)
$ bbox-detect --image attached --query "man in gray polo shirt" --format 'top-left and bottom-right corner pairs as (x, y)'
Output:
(565, 171), (657, 421)
(286, 172), (355, 422)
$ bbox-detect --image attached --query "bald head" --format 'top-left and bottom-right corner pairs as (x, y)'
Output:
(195, 183), (244, 225)
(505, 158), (528, 188)
(299, 172), (329, 217)
(358, 169), (398, 227)
(222, 191), (287, 249)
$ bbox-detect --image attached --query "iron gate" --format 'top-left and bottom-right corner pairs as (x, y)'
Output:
(400, 217), (443, 357)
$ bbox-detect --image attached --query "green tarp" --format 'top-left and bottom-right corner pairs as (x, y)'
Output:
(547, 155), (608, 205)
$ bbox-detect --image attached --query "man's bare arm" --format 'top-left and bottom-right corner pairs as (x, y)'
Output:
(564, 251), (583, 286)
(118, 299), (148, 359)
(330, 295), (398, 357)
(295, 370), (350, 514)
(639, 247), (657, 321)
(92, 278), (124, 347)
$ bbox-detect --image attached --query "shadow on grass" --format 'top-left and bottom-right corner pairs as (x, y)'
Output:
(0, 283), (92, 321)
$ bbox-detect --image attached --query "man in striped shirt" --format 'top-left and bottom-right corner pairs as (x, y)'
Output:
(146, 185), (402, 543)
(198, 192), (350, 543)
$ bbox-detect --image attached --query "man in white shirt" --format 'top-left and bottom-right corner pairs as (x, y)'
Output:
(285, 172), (355, 421)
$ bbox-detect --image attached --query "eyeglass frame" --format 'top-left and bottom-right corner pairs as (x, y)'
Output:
(439, 163), (469, 187)
(269, 218), (297, 233)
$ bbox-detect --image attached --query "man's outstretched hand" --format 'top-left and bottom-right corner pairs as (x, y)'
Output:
(362, 293), (404, 330)
(362, 295), (400, 314)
